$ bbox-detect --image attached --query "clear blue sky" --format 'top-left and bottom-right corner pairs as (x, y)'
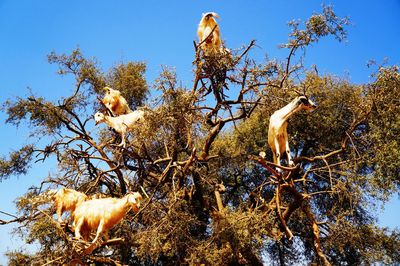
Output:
(0, 0), (399, 264)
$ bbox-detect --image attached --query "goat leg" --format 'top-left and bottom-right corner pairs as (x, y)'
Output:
(92, 220), (105, 243)
(274, 138), (282, 171)
(285, 141), (294, 166)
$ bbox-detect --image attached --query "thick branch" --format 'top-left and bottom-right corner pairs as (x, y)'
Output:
(281, 184), (307, 221)
(275, 185), (293, 240)
(303, 203), (331, 266)
(200, 120), (225, 160)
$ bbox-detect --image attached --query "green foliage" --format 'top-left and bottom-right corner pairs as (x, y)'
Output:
(187, 210), (275, 266)
(5, 250), (34, 266)
(326, 223), (400, 265)
(0, 145), (34, 181)
(365, 66), (400, 193)
(107, 62), (148, 109)
(2, 95), (86, 136)
(48, 48), (106, 92)
(3, 97), (61, 132)
(284, 5), (349, 49)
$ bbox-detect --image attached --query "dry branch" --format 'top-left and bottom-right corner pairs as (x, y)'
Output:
(303, 204), (331, 266)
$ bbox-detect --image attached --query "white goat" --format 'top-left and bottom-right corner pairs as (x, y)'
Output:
(268, 95), (316, 168)
(54, 188), (88, 223)
(94, 110), (145, 147)
(102, 87), (132, 116)
(73, 192), (143, 243)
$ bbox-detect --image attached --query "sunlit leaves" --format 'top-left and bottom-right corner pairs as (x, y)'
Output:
(0, 145), (34, 181)
(284, 5), (349, 49)
(107, 62), (148, 109)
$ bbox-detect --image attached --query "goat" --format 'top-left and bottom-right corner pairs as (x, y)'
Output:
(54, 188), (88, 223)
(73, 192), (143, 243)
(197, 12), (222, 54)
(94, 110), (145, 147)
(268, 95), (316, 168)
(101, 87), (132, 116)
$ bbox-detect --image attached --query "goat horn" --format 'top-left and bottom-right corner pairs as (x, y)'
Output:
(212, 12), (220, 19)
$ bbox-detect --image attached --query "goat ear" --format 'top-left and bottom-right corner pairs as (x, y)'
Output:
(129, 194), (137, 204)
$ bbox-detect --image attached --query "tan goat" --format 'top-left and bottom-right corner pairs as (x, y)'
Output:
(268, 95), (316, 168)
(197, 12), (222, 54)
(102, 87), (132, 116)
(73, 192), (143, 243)
(54, 188), (88, 223)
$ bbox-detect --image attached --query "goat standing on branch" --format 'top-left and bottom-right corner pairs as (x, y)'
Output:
(73, 192), (142, 243)
(102, 87), (132, 116)
(268, 95), (316, 168)
(54, 188), (88, 223)
(94, 110), (145, 147)
(197, 12), (222, 54)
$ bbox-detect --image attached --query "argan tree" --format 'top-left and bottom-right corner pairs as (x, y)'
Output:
(1, 6), (399, 266)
